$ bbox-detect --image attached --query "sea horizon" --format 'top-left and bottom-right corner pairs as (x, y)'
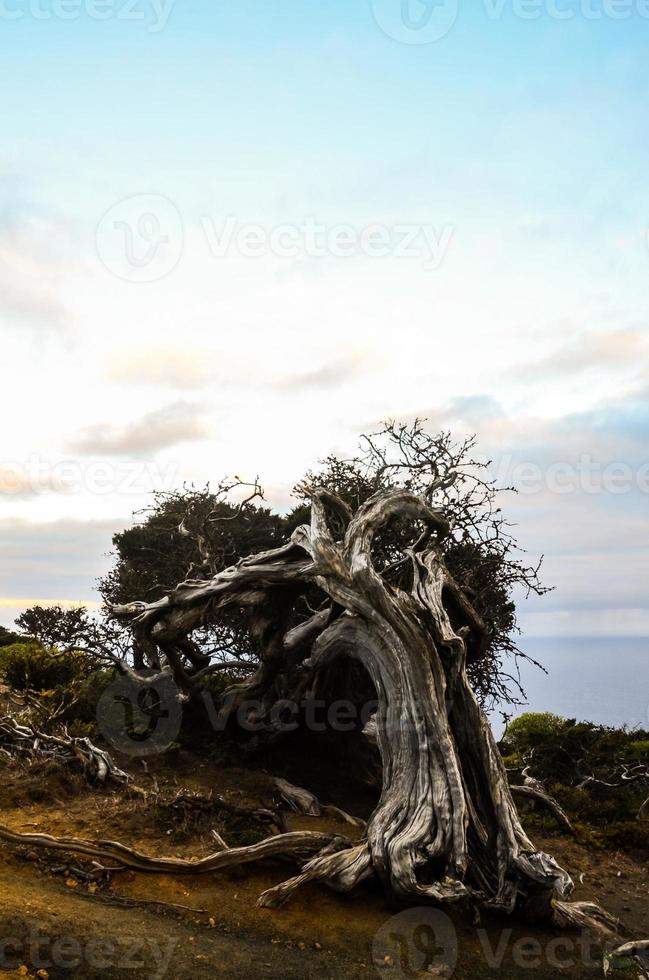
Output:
(495, 635), (649, 733)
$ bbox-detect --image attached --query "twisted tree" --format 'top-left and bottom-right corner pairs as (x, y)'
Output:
(12, 422), (614, 931)
(103, 426), (607, 929)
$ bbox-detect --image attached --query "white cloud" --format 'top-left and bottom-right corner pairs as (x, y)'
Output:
(68, 402), (211, 456)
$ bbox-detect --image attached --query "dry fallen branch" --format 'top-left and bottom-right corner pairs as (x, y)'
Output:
(0, 716), (130, 785)
(510, 785), (576, 837)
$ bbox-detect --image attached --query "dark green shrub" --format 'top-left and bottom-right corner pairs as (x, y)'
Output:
(0, 626), (22, 649)
(0, 642), (116, 734)
(0, 642), (87, 692)
(502, 712), (566, 754)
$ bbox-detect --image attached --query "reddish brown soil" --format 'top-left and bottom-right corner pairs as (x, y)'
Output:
(0, 749), (647, 979)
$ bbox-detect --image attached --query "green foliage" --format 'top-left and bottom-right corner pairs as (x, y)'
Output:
(503, 712), (649, 776)
(502, 712), (649, 843)
(503, 712), (566, 753)
(64, 668), (116, 724)
(0, 625), (22, 648)
(0, 641), (115, 731)
(0, 642), (88, 692)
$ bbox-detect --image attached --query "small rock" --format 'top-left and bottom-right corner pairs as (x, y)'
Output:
(65, 878), (78, 889)
(208, 917), (217, 929)
(314, 942), (323, 951)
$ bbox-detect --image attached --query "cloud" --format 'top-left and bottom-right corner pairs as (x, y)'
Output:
(107, 349), (366, 393)
(0, 465), (66, 499)
(68, 402), (210, 456)
(517, 327), (648, 381)
(106, 350), (217, 389)
(0, 192), (75, 333)
(272, 355), (364, 392)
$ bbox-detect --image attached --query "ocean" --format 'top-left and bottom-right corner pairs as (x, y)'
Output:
(494, 636), (649, 732)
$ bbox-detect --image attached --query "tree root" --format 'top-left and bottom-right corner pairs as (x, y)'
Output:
(272, 777), (365, 828)
(74, 891), (209, 916)
(0, 823), (336, 877)
(0, 818), (621, 942)
(553, 899), (621, 940)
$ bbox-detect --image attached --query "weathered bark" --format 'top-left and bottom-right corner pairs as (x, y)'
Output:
(106, 487), (608, 927)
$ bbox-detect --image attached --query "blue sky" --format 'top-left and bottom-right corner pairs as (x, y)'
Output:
(1, 0), (648, 638)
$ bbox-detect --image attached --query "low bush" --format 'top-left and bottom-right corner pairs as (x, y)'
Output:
(0, 642), (88, 692)
(0, 642), (115, 727)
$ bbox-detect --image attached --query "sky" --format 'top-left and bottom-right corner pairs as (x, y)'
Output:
(1, 0), (648, 642)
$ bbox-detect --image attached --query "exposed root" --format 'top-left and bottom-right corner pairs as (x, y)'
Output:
(553, 899), (621, 940)
(0, 823), (337, 877)
(272, 777), (365, 828)
(257, 840), (372, 909)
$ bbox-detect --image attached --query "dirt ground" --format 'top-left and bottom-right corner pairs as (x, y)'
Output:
(0, 748), (647, 979)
